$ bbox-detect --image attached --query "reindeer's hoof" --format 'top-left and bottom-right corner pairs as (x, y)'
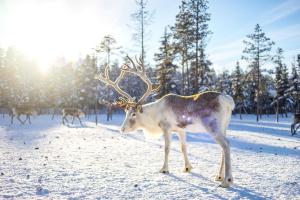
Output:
(183, 166), (193, 173)
(159, 169), (169, 174)
(215, 175), (224, 181)
(219, 177), (233, 188)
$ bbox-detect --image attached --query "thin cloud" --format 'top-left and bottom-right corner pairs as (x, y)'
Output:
(263, 0), (300, 25)
(270, 23), (300, 41)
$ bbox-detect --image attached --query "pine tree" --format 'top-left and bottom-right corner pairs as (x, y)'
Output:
(232, 62), (244, 119)
(216, 70), (232, 95)
(290, 54), (300, 113)
(242, 24), (275, 121)
(171, 0), (194, 95)
(95, 35), (121, 101)
(131, 0), (153, 66)
(76, 55), (99, 108)
(186, 0), (212, 93)
(273, 48), (289, 121)
(154, 27), (177, 98)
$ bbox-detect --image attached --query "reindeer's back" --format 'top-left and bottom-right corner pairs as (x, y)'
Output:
(63, 108), (77, 115)
(13, 107), (35, 115)
(294, 113), (300, 123)
(163, 92), (221, 117)
(161, 92), (221, 130)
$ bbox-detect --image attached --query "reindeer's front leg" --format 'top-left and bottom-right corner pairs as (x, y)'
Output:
(160, 131), (171, 173)
(11, 114), (14, 124)
(178, 131), (193, 172)
(27, 114), (31, 124)
(62, 115), (69, 125)
(78, 117), (83, 126)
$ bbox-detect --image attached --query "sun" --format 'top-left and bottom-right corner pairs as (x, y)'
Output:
(1, 0), (125, 74)
(3, 1), (84, 73)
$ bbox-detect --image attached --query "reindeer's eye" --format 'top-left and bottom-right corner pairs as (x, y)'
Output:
(131, 113), (136, 117)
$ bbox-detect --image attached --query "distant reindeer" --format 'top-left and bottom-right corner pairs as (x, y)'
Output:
(291, 113), (300, 135)
(11, 107), (38, 124)
(96, 56), (235, 188)
(62, 108), (85, 126)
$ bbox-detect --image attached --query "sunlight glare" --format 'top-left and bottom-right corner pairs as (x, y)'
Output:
(4, 1), (104, 73)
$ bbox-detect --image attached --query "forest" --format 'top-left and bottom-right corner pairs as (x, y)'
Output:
(0, 0), (299, 122)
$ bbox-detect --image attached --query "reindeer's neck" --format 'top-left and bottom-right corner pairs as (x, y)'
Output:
(139, 100), (165, 130)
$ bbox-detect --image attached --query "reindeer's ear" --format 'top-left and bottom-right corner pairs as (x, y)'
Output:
(137, 105), (143, 113)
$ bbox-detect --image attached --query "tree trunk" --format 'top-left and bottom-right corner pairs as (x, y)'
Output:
(194, 0), (200, 93)
(239, 106), (242, 120)
(95, 102), (98, 125)
(276, 101), (279, 122)
(182, 53), (185, 95)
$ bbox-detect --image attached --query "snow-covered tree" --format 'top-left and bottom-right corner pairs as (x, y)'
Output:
(130, 0), (153, 65)
(242, 24), (275, 121)
(187, 0), (212, 93)
(171, 0), (194, 95)
(272, 48), (289, 121)
(289, 54), (300, 113)
(231, 62), (245, 118)
(76, 55), (99, 109)
(154, 27), (177, 98)
(216, 70), (232, 95)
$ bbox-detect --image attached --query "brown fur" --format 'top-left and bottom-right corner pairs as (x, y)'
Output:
(11, 107), (38, 124)
(62, 108), (85, 126)
(164, 91), (220, 128)
(291, 113), (300, 135)
(62, 108), (84, 117)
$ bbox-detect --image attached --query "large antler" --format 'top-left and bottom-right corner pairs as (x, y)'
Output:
(96, 64), (135, 102)
(123, 56), (160, 105)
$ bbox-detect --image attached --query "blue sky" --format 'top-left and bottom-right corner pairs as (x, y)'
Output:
(0, 0), (299, 73)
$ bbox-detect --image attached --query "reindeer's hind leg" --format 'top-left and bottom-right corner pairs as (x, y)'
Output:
(213, 133), (232, 188)
(178, 131), (192, 172)
(216, 117), (231, 181)
(62, 116), (68, 125)
(71, 116), (75, 124)
(293, 123), (300, 135)
(205, 116), (232, 187)
(17, 115), (24, 124)
(291, 123), (295, 135)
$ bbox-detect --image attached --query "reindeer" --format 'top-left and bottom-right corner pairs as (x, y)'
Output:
(11, 107), (38, 124)
(96, 56), (235, 188)
(62, 108), (85, 126)
(291, 113), (300, 135)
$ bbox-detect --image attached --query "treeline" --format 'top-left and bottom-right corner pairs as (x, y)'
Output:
(0, 47), (158, 112)
(0, 0), (299, 122)
(153, 1), (300, 121)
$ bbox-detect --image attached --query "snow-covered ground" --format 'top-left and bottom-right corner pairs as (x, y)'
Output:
(0, 113), (300, 199)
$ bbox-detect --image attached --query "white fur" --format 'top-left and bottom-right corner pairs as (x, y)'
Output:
(121, 93), (235, 188)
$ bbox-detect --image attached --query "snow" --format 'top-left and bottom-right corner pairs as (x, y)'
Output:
(1, 113), (300, 199)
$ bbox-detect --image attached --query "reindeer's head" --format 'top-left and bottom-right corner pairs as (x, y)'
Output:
(119, 105), (142, 133)
(78, 109), (85, 117)
(96, 56), (160, 134)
